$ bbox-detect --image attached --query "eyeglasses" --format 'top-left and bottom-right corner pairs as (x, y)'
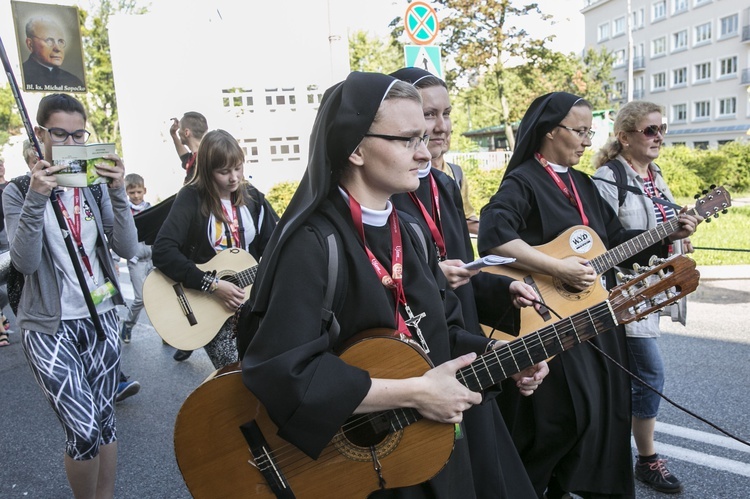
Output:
(31, 36), (66, 48)
(39, 126), (91, 144)
(631, 123), (668, 137)
(364, 133), (430, 150)
(556, 124), (595, 140)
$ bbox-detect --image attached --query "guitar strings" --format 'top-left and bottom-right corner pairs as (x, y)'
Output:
(246, 296), (633, 478)
(248, 280), (683, 478)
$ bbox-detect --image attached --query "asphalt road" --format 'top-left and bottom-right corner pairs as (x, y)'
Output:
(1, 265), (749, 498)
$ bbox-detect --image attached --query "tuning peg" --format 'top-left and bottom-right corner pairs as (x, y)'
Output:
(617, 271), (626, 281)
(722, 209), (728, 214)
(710, 184), (716, 189)
(665, 290), (674, 299)
(705, 218), (712, 223)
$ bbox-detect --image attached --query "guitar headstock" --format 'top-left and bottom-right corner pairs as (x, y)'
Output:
(610, 255), (700, 325)
(693, 185), (732, 222)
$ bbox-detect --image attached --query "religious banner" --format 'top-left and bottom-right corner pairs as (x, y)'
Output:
(11, 1), (86, 93)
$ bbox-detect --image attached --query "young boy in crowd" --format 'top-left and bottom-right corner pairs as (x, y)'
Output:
(119, 173), (153, 343)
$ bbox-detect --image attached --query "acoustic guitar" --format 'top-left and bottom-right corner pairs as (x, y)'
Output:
(174, 255), (699, 499)
(143, 248), (258, 350)
(482, 185), (730, 339)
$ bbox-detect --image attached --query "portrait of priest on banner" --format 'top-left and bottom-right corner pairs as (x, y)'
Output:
(12, 1), (87, 93)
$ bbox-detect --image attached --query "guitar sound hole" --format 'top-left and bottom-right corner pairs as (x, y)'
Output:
(561, 283), (581, 294)
(343, 414), (390, 447)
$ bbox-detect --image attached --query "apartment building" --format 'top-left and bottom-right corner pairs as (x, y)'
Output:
(581, 0), (750, 148)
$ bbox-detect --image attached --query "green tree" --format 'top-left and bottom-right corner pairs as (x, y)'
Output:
(434, 0), (553, 151)
(349, 31), (403, 74)
(0, 84), (23, 147)
(78, 0), (148, 148)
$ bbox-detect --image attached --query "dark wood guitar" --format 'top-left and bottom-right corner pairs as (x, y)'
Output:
(481, 185), (730, 338)
(143, 248), (258, 350)
(174, 256), (700, 498)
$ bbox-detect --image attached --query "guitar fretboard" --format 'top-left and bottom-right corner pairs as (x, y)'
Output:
(589, 216), (685, 275)
(225, 265), (258, 288)
(458, 301), (616, 393)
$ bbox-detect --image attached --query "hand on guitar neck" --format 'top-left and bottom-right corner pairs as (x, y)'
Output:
(668, 206), (702, 243)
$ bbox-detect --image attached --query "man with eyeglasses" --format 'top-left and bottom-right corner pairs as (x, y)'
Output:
(22, 16), (84, 91)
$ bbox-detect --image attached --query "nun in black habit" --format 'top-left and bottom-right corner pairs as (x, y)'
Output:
(477, 93), (699, 498)
(242, 72), (504, 498)
(390, 67), (543, 499)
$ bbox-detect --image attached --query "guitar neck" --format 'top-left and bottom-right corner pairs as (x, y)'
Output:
(588, 208), (692, 275)
(226, 265), (258, 288)
(459, 301), (616, 392)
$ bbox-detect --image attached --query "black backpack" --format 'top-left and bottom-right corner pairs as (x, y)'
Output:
(2, 176), (103, 315)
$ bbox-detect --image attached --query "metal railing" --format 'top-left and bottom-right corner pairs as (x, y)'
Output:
(444, 151), (513, 171)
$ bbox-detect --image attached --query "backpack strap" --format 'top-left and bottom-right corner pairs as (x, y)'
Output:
(321, 233), (341, 344)
(408, 221), (429, 263)
(593, 160), (681, 210)
(446, 162), (464, 189)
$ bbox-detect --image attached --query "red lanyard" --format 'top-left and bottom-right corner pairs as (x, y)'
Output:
(408, 172), (446, 260)
(56, 188), (95, 281)
(185, 153), (196, 175)
(346, 193), (412, 338)
(535, 152), (589, 226)
(221, 203), (241, 248)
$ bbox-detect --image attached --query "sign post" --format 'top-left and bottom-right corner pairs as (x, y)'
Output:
(403, 2), (443, 78)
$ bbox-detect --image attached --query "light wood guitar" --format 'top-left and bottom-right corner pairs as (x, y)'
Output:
(174, 256), (699, 499)
(481, 185), (730, 340)
(143, 248), (258, 350)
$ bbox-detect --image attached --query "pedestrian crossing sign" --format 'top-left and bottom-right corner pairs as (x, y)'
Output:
(404, 45), (443, 79)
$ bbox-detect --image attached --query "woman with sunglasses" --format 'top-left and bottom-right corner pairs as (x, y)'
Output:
(592, 101), (692, 494)
(478, 92), (699, 499)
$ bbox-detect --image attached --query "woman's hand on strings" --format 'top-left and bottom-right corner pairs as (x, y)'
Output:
(555, 256), (596, 291)
(414, 353), (482, 424)
(669, 207), (702, 242)
(213, 280), (246, 311)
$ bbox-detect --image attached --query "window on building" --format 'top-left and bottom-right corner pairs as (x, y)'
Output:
(598, 22), (610, 41)
(719, 14), (739, 38)
(694, 62), (711, 82)
(613, 49), (626, 67)
(633, 76), (645, 98)
(264, 87), (298, 112)
(672, 29), (688, 51)
(673, 0), (688, 14)
(672, 103), (687, 122)
(694, 100), (710, 119)
(717, 140), (734, 146)
(671, 142), (686, 146)
(306, 85), (324, 108)
(651, 36), (667, 57)
(693, 141), (709, 149)
(614, 81), (626, 99)
(694, 22), (711, 44)
(672, 67), (688, 87)
(719, 56), (738, 77)
(693, 0), (711, 6)
(652, 72), (667, 91)
(269, 136), (302, 162)
(240, 138), (260, 164)
(222, 88), (254, 112)
(613, 16), (626, 36)
(652, 1), (666, 21)
(718, 97), (737, 117)
(632, 8), (645, 29)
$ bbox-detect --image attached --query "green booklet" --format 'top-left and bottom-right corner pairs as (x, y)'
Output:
(51, 143), (115, 187)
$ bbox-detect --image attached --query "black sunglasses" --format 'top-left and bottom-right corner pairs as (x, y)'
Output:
(632, 123), (668, 137)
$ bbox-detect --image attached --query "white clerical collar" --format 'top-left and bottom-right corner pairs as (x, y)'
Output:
(418, 161), (432, 179)
(338, 186), (393, 227)
(548, 161), (568, 173)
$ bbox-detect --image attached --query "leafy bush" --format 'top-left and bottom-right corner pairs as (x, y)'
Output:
(266, 181), (299, 216)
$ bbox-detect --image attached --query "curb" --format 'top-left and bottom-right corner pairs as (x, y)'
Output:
(696, 265), (750, 281)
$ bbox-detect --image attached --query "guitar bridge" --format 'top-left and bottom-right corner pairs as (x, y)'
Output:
(523, 276), (552, 322)
(240, 420), (295, 498)
(172, 283), (198, 326)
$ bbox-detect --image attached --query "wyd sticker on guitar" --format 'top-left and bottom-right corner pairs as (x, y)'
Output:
(174, 255), (700, 499)
(482, 185), (730, 338)
(142, 248), (258, 350)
